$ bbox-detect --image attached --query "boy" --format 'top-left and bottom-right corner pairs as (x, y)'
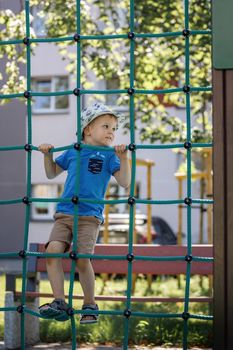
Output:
(38, 102), (131, 323)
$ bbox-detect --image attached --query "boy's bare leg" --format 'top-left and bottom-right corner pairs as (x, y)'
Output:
(46, 241), (67, 300)
(77, 259), (96, 320)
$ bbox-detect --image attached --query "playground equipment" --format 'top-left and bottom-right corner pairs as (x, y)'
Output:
(175, 149), (213, 291)
(175, 148), (213, 246)
(102, 158), (155, 245)
(101, 158), (155, 292)
(0, 0), (214, 349)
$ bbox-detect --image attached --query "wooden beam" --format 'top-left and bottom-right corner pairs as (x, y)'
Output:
(34, 244), (213, 275)
(14, 291), (212, 304)
(213, 69), (233, 349)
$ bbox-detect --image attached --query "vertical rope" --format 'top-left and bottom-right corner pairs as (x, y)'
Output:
(183, 0), (192, 348)
(68, 2), (82, 349)
(20, 1), (32, 348)
(123, 0), (135, 348)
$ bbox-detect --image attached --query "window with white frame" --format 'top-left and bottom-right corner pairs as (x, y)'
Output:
(31, 184), (63, 220)
(105, 76), (128, 113)
(106, 77), (120, 107)
(32, 77), (69, 114)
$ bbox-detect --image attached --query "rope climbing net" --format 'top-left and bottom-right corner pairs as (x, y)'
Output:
(0, 0), (213, 349)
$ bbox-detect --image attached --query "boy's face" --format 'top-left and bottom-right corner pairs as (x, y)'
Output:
(84, 114), (118, 146)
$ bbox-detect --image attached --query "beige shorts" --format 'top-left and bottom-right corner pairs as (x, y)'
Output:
(45, 213), (101, 254)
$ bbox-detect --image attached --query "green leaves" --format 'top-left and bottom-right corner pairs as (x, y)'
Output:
(1, 0), (212, 142)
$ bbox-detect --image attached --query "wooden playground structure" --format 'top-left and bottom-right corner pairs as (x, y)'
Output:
(103, 158), (155, 245)
(175, 148), (213, 246)
(94, 152), (213, 293)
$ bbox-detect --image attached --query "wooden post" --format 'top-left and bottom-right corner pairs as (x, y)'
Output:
(212, 1), (233, 347)
(213, 69), (233, 349)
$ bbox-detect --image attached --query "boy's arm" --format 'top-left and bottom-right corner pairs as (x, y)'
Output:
(113, 144), (131, 188)
(38, 144), (63, 179)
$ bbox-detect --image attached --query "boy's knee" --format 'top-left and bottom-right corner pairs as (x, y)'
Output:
(46, 241), (66, 254)
(77, 258), (90, 271)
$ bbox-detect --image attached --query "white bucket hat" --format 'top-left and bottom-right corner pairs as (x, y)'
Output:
(81, 102), (125, 132)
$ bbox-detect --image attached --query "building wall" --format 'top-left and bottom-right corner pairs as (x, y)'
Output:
(0, 0), (26, 274)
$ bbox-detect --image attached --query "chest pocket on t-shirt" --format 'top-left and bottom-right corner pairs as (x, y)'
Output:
(88, 158), (103, 174)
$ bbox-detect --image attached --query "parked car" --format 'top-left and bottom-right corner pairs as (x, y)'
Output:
(97, 212), (155, 244)
(151, 216), (177, 245)
(97, 213), (177, 245)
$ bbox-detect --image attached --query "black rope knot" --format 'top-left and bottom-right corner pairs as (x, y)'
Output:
(182, 312), (190, 320)
(184, 141), (192, 149)
(69, 251), (78, 260)
(22, 196), (30, 205)
(73, 33), (81, 42)
(127, 88), (135, 95)
(184, 197), (192, 206)
(74, 142), (81, 151)
(126, 253), (134, 262)
(124, 309), (131, 318)
(23, 37), (30, 46)
(24, 143), (32, 152)
(128, 196), (135, 205)
(128, 143), (136, 151)
(182, 29), (191, 37)
(185, 254), (193, 263)
(71, 195), (79, 204)
(183, 85), (190, 94)
(128, 32), (135, 40)
(73, 88), (81, 96)
(17, 304), (25, 313)
(67, 307), (74, 316)
(23, 90), (31, 99)
(18, 250), (26, 259)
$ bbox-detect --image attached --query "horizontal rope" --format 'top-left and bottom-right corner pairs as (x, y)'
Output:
(0, 250), (213, 262)
(0, 142), (213, 152)
(0, 29), (211, 47)
(0, 86), (212, 100)
(0, 197), (213, 206)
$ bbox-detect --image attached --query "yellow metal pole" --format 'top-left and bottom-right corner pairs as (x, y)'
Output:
(102, 186), (110, 287)
(206, 149), (213, 244)
(147, 165), (152, 243)
(199, 177), (205, 244)
(205, 149), (213, 297)
(146, 164), (152, 290)
(199, 153), (206, 289)
(177, 178), (183, 246)
(177, 177), (183, 289)
(103, 186), (110, 244)
(132, 182), (137, 294)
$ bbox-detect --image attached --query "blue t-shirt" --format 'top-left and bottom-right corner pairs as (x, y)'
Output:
(55, 148), (120, 221)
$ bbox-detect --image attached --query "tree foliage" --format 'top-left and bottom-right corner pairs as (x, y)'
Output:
(0, 0), (212, 143)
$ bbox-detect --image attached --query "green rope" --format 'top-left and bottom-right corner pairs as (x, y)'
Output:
(0, 30), (212, 46)
(0, 87), (212, 100)
(0, 0), (213, 349)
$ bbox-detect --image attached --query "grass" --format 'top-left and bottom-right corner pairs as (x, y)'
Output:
(0, 274), (213, 347)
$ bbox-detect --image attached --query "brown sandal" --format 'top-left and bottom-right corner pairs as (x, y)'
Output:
(80, 304), (99, 324)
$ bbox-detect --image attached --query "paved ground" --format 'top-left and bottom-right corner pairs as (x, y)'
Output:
(0, 342), (212, 350)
